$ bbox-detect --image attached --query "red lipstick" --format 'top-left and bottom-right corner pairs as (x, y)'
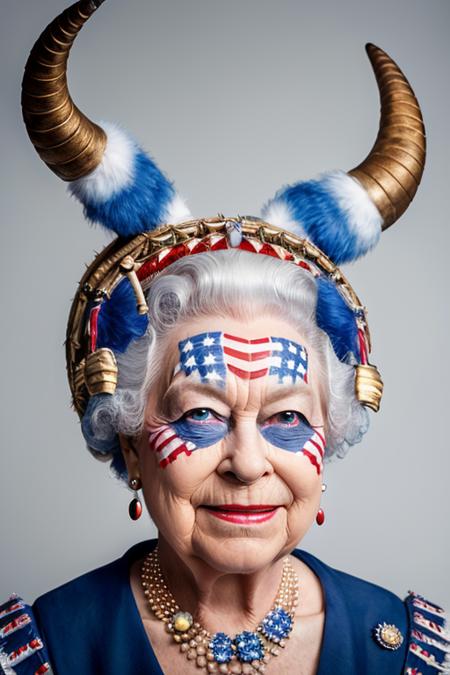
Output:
(202, 504), (280, 524)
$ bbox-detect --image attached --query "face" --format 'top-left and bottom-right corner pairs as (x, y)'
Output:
(123, 315), (328, 574)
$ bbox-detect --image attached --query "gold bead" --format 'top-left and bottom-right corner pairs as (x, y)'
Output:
(197, 656), (207, 667)
(187, 648), (197, 660)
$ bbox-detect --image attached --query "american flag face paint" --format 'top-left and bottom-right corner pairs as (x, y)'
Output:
(149, 412), (324, 473)
(260, 412), (325, 474)
(174, 332), (308, 386)
(148, 413), (229, 468)
(148, 424), (197, 468)
(150, 331), (320, 470)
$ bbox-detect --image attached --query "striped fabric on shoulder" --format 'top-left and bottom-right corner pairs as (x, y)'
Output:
(0, 595), (53, 675)
(404, 592), (450, 674)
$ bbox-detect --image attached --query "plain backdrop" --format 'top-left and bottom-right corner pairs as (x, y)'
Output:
(1, 0), (449, 608)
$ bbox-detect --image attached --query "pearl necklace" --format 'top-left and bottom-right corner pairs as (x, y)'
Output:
(141, 547), (299, 674)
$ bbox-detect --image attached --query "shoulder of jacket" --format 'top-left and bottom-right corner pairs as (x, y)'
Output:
(403, 592), (450, 674)
(0, 594), (52, 674)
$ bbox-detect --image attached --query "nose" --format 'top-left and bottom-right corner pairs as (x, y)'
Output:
(216, 419), (273, 484)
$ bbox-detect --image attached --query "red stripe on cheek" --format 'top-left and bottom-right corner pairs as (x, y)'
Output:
(153, 434), (178, 453)
(310, 438), (325, 458)
(302, 449), (322, 475)
(159, 443), (193, 468)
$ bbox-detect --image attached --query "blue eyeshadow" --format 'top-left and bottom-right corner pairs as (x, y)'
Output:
(172, 417), (229, 448)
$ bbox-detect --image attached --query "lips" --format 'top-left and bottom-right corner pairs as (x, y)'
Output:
(201, 504), (280, 524)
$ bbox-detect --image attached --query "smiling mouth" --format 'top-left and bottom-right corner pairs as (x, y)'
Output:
(200, 504), (280, 524)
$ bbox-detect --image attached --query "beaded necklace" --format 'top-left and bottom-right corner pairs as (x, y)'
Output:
(140, 547), (299, 674)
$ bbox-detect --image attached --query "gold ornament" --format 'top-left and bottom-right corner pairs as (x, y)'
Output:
(355, 364), (384, 412)
(373, 622), (404, 650)
(84, 348), (118, 396)
(119, 255), (149, 315)
(173, 612), (194, 633)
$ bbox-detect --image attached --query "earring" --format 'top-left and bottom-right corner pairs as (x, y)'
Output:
(316, 508), (325, 526)
(128, 477), (143, 520)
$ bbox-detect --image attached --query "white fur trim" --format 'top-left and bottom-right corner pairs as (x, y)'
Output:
(68, 122), (136, 204)
(262, 200), (306, 237)
(323, 170), (383, 249)
(164, 194), (192, 224)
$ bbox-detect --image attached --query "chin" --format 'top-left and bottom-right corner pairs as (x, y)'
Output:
(191, 532), (288, 574)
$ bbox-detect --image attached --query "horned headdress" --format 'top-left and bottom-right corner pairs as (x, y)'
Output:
(22, 0), (426, 426)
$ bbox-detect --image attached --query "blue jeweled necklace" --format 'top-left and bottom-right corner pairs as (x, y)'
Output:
(141, 547), (298, 674)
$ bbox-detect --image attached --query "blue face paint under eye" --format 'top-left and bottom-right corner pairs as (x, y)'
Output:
(260, 413), (315, 453)
(172, 411), (229, 448)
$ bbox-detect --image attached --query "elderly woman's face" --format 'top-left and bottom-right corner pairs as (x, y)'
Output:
(130, 315), (327, 573)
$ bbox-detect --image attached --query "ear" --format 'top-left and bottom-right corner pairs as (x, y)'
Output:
(118, 433), (141, 481)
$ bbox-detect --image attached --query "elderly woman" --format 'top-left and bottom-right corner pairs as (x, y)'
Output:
(1, 1), (447, 674)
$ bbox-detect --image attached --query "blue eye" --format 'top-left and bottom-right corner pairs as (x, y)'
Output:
(188, 408), (212, 422)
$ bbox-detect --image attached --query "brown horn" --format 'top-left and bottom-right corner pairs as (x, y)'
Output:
(21, 0), (107, 182)
(348, 43), (426, 230)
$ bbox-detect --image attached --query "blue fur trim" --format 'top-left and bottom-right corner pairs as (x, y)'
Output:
(97, 278), (148, 353)
(267, 179), (375, 265)
(82, 148), (175, 237)
(316, 278), (359, 361)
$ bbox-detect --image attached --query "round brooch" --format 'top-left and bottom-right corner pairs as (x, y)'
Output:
(373, 622), (404, 650)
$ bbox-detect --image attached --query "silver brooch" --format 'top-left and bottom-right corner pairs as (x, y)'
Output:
(373, 622), (404, 650)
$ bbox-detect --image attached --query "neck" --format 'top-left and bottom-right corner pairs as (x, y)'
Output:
(156, 534), (286, 635)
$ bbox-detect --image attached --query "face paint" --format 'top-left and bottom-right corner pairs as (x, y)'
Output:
(174, 332), (308, 387)
(260, 412), (325, 475)
(148, 412), (229, 468)
(148, 424), (196, 468)
(172, 409), (228, 448)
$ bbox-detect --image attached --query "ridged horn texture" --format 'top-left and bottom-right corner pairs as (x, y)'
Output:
(348, 43), (426, 230)
(21, 0), (107, 181)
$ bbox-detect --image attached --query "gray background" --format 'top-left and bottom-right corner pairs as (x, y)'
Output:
(1, 0), (449, 607)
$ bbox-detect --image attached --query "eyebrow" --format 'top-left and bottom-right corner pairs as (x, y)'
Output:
(161, 378), (309, 415)
(161, 381), (230, 415)
(263, 382), (310, 405)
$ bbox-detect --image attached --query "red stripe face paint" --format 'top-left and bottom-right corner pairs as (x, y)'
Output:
(148, 424), (197, 468)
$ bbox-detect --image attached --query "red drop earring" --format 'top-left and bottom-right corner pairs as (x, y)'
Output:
(128, 477), (143, 520)
(316, 508), (325, 526)
(316, 483), (326, 526)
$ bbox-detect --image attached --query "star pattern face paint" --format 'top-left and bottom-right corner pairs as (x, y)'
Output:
(260, 412), (325, 474)
(174, 332), (308, 387)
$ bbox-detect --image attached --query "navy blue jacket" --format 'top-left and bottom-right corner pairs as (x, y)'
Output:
(1, 539), (448, 674)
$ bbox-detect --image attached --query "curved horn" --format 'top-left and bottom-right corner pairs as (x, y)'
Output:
(21, 0), (107, 181)
(348, 43), (426, 230)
